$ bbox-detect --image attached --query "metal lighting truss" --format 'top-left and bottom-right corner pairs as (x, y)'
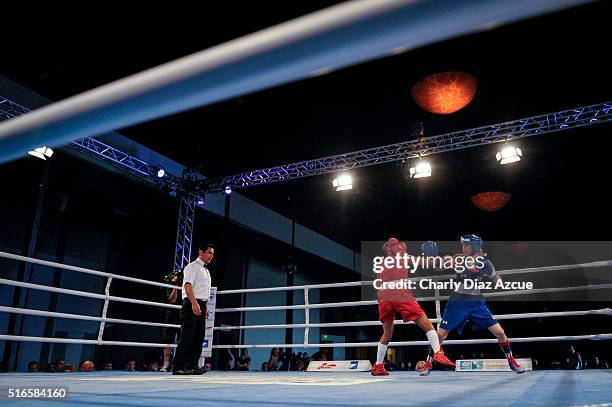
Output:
(174, 196), (196, 273)
(203, 101), (612, 192)
(1, 96), (184, 187)
(4, 96), (611, 269)
(0, 96), (30, 119)
(1, 95), (195, 273)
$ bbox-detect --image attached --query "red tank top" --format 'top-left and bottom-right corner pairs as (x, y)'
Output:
(377, 261), (414, 301)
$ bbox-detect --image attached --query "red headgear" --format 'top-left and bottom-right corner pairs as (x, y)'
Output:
(383, 238), (407, 255)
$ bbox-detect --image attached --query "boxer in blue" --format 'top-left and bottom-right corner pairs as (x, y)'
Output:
(422, 236), (525, 374)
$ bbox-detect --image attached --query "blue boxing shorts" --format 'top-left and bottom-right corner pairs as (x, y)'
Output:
(439, 296), (498, 334)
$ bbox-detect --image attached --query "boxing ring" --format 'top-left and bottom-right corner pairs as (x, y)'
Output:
(0, 0), (608, 403)
(1, 250), (611, 406)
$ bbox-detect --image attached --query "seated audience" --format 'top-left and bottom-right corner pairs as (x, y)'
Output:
(267, 348), (281, 371)
(235, 350), (251, 371)
(124, 359), (136, 372)
(55, 359), (66, 373)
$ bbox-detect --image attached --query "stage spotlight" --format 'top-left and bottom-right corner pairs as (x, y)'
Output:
(332, 173), (353, 191)
(157, 168), (166, 178)
(28, 147), (54, 160)
(409, 160), (431, 178)
(224, 186), (232, 195)
(496, 146), (522, 165)
(196, 196), (205, 205)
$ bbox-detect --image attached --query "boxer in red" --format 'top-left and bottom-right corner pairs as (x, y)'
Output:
(372, 238), (454, 376)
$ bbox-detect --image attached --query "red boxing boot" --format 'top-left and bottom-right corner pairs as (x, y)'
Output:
(371, 363), (389, 376)
(433, 349), (455, 368)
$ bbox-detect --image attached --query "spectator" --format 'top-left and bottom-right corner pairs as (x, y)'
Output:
(261, 362), (268, 371)
(103, 362), (113, 371)
(567, 345), (582, 370)
(591, 356), (600, 369)
(45, 363), (56, 373)
(79, 360), (95, 372)
(226, 349), (236, 371)
(203, 362), (212, 372)
(141, 350), (160, 372)
(124, 359), (136, 372)
(278, 350), (287, 371)
(27, 361), (39, 372)
(302, 352), (310, 368)
(148, 361), (159, 372)
(295, 360), (305, 371)
(64, 364), (76, 372)
(55, 359), (66, 373)
(267, 348), (280, 371)
(235, 350), (251, 371)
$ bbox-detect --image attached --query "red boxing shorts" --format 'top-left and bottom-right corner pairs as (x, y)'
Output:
(378, 299), (425, 323)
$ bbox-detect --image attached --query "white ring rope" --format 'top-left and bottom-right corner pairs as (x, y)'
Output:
(217, 281), (369, 294)
(214, 260), (612, 294)
(7, 248), (600, 296)
(0, 251), (178, 290)
(0, 306), (180, 329)
(2, 305), (609, 331)
(215, 283), (612, 313)
(213, 308), (612, 330)
(1, 250), (611, 349)
(0, 335), (180, 348)
(3, 273), (609, 315)
(0, 278), (180, 310)
(2, 334), (609, 349)
(211, 334), (612, 349)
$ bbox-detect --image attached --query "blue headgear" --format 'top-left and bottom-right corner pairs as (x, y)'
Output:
(460, 234), (483, 255)
(422, 241), (438, 257)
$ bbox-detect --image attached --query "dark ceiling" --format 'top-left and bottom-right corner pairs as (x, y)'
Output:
(2, 1), (611, 250)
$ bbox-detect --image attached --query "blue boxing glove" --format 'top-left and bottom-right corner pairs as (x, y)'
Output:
(422, 241), (438, 257)
(480, 259), (498, 280)
(465, 258), (496, 279)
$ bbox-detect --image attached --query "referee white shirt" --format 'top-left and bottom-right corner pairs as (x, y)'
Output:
(181, 258), (211, 301)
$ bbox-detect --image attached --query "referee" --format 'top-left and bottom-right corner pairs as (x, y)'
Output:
(172, 243), (214, 375)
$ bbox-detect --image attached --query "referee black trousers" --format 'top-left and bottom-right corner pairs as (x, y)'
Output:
(173, 299), (207, 370)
